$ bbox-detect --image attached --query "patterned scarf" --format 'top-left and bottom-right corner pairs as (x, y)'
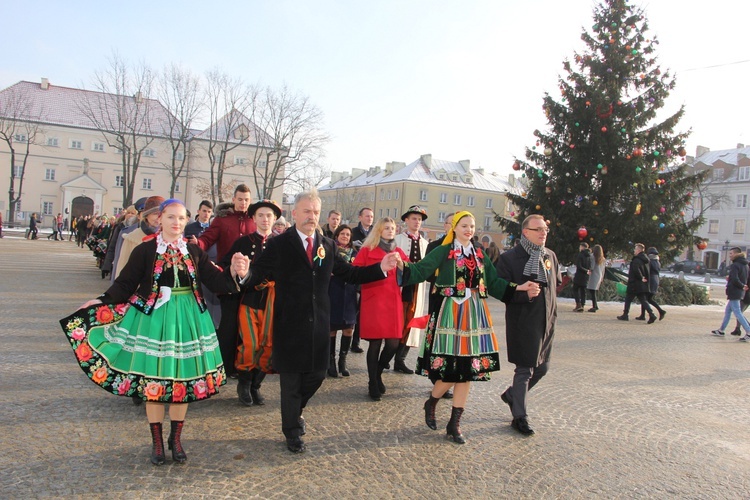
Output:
(519, 235), (547, 284)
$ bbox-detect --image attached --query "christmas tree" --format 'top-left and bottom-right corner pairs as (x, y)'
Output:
(498, 0), (707, 263)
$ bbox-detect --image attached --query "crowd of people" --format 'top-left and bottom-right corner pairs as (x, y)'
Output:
(55, 186), (749, 464)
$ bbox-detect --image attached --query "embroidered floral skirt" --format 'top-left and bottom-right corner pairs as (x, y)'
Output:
(59, 287), (226, 403)
(415, 293), (500, 383)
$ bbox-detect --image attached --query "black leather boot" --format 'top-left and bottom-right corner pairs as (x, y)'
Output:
(446, 407), (466, 444)
(424, 395), (439, 430)
(249, 368), (266, 405)
(327, 337), (338, 378)
(149, 422), (165, 465)
(168, 420), (187, 463)
(237, 370), (253, 406)
(338, 335), (351, 377)
(393, 344), (414, 374)
(376, 365), (386, 394)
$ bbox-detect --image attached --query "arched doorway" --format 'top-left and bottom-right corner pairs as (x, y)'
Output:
(71, 196), (94, 219)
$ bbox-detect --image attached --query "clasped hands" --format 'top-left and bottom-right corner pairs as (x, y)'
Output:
(518, 281), (541, 298)
(230, 252), (251, 279)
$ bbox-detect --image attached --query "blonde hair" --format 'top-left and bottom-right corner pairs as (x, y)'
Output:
(361, 217), (396, 250)
(592, 244), (605, 265)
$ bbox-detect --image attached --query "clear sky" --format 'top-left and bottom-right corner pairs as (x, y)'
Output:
(2, 0), (748, 178)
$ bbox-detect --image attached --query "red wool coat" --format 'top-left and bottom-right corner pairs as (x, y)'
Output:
(353, 245), (407, 340)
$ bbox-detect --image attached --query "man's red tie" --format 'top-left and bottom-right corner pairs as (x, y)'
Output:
(306, 236), (314, 264)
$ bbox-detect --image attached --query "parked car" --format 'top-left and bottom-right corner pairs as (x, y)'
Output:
(668, 260), (705, 274)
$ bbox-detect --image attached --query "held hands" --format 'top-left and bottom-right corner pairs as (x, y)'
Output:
(380, 252), (401, 273)
(230, 252), (250, 279)
(517, 281), (541, 299)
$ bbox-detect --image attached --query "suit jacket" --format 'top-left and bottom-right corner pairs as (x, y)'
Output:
(496, 245), (561, 368)
(247, 227), (386, 373)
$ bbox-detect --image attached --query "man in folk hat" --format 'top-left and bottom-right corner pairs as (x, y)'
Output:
(221, 200), (281, 406)
(393, 205), (429, 374)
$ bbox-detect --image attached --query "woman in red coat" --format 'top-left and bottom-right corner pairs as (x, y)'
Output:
(353, 217), (408, 401)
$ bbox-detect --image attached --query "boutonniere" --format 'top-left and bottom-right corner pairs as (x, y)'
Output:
(448, 249), (458, 260)
(314, 244), (326, 266)
(544, 259), (552, 271)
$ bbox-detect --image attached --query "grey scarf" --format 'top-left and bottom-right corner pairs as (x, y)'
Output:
(519, 235), (547, 284)
(378, 238), (396, 253)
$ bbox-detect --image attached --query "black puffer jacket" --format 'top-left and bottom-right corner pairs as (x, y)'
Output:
(726, 254), (749, 301)
(626, 252), (650, 294)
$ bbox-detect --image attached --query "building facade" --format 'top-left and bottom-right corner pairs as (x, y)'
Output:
(319, 154), (518, 246)
(0, 79), (280, 229)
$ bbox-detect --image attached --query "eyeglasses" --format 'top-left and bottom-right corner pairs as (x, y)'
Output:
(525, 227), (550, 233)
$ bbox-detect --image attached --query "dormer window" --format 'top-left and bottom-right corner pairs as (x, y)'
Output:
(235, 124), (250, 141)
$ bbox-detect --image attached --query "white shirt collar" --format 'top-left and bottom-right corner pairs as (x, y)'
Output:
(157, 232), (189, 256)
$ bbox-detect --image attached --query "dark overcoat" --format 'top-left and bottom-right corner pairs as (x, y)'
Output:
(726, 255), (749, 301)
(247, 228), (385, 373)
(573, 249), (593, 286)
(496, 245), (561, 368)
(627, 253), (650, 294)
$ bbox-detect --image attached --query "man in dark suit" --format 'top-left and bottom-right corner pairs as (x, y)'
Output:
(244, 191), (399, 453)
(496, 214), (561, 436)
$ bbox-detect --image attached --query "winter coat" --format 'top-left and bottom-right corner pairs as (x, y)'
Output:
(328, 246), (358, 328)
(496, 245), (561, 368)
(197, 202), (256, 263)
(350, 223), (371, 243)
(587, 261), (605, 290)
(353, 245), (407, 340)
(573, 249), (593, 286)
(626, 252), (650, 294)
(647, 255), (661, 295)
(726, 255), (749, 301)
(245, 228), (386, 373)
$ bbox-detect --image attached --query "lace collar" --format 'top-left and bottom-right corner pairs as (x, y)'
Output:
(156, 232), (189, 256)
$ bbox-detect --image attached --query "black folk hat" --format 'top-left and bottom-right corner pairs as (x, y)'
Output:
(248, 199), (282, 219)
(401, 205), (428, 221)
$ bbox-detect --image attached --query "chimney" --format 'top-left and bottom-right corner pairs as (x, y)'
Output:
(390, 161), (406, 173)
(695, 145), (710, 157)
(738, 143), (745, 149)
(40, 78), (49, 90)
(421, 154), (432, 169)
(475, 167), (484, 175)
(135, 91), (143, 103)
(330, 172), (344, 184)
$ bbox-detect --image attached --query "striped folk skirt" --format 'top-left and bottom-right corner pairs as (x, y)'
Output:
(415, 292), (500, 382)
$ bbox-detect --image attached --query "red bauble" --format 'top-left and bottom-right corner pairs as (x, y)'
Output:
(512, 161), (521, 171)
(696, 240), (707, 250)
(577, 227), (588, 240)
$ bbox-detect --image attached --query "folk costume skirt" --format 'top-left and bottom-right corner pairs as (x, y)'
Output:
(60, 287), (226, 403)
(236, 282), (275, 373)
(416, 292), (500, 383)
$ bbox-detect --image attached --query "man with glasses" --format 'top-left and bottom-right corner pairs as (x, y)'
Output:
(495, 214), (561, 436)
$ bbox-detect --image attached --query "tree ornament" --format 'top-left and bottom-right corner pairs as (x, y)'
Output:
(512, 161), (521, 171)
(659, 206), (666, 213)
(667, 234), (676, 242)
(653, 151), (660, 156)
(545, 186), (552, 194)
(535, 205), (541, 210)
(696, 240), (707, 251)
(659, 223), (665, 228)
(577, 227), (588, 240)
(544, 147), (553, 156)
(635, 167), (641, 173)
(597, 163), (603, 169)
(633, 182), (638, 187)
(601, 126), (608, 133)
(635, 203), (642, 215)
(604, 229), (609, 234)
(601, 166), (608, 174)
(651, 215), (658, 221)
(678, 147), (687, 157)
(592, 200), (598, 206)
(633, 148), (643, 157)
(560, 200), (566, 205)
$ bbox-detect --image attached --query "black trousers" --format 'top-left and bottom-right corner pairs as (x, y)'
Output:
(573, 285), (587, 307)
(641, 292), (665, 316)
(508, 362), (549, 419)
(279, 370), (326, 439)
(216, 294), (240, 376)
(623, 292), (653, 316)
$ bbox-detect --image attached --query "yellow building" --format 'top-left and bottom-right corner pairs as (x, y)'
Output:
(319, 154), (518, 246)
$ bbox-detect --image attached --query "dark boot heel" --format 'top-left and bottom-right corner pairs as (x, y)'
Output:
(149, 422), (165, 465)
(446, 407), (466, 444)
(424, 396), (439, 430)
(168, 420), (187, 463)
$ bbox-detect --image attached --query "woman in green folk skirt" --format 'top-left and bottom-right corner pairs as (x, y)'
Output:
(60, 199), (250, 465)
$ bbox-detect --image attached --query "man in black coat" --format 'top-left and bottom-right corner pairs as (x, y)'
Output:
(349, 207), (374, 353)
(496, 214), (561, 436)
(244, 192), (398, 453)
(572, 242), (593, 312)
(617, 243), (656, 323)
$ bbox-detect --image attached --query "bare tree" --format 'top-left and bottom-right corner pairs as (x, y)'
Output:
(0, 83), (44, 224)
(156, 64), (202, 198)
(202, 69), (257, 205)
(285, 161), (331, 195)
(246, 85), (329, 201)
(78, 52), (156, 207)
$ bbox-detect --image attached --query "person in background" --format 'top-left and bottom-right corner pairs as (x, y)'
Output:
(486, 241), (501, 266)
(272, 217), (288, 235)
(637, 247), (666, 321)
(321, 210), (341, 238)
(587, 244), (605, 312)
(617, 243), (656, 324)
(28, 213), (39, 239)
(0, 211), (4, 238)
(711, 247), (750, 340)
(327, 225), (358, 378)
(184, 200), (219, 326)
(572, 242), (593, 312)
(349, 207), (375, 354)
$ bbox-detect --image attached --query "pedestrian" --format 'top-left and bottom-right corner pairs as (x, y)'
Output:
(486, 241), (501, 266)
(349, 207), (375, 354)
(56, 213), (64, 240)
(572, 242), (593, 312)
(48, 213), (61, 240)
(587, 244), (605, 312)
(59, 199), (248, 465)
(400, 211), (540, 443)
(393, 205), (430, 375)
(221, 199), (280, 406)
(242, 190), (398, 453)
(327, 224), (358, 378)
(272, 217), (288, 235)
(353, 217), (409, 401)
(0, 211), (4, 238)
(101, 206), (137, 281)
(28, 213), (39, 239)
(617, 243), (657, 323)
(637, 247), (667, 321)
(321, 210), (341, 238)
(496, 214), (561, 436)
(711, 247), (750, 340)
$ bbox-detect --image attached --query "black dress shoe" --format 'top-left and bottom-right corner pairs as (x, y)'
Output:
(350, 345), (364, 353)
(647, 314), (657, 324)
(511, 417), (535, 436)
(286, 437), (306, 453)
(500, 390), (513, 412)
(635, 315), (645, 320)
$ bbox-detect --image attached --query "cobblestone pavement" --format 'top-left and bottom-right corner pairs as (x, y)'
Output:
(1, 237), (749, 499)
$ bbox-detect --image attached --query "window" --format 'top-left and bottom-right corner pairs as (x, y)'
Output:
(712, 168), (723, 180)
(15, 200), (21, 211)
(440, 192), (447, 204)
(175, 151), (184, 161)
(70, 139), (82, 149)
(438, 212), (446, 222)
(380, 189), (385, 201)
(234, 156), (247, 166)
(484, 216), (493, 231)
(113, 207), (124, 216)
(420, 190), (428, 202)
(708, 219), (719, 234)
(394, 189), (399, 200)
(115, 175), (124, 187)
(42, 202), (53, 215)
(45, 168), (56, 181)
(142, 178), (152, 190)
(740, 166), (750, 181)
(258, 160), (267, 168)
(735, 219), (746, 234)
(387, 190), (392, 201)
(174, 181), (181, 193)
(92, 142), (105, 152)
(738, 194), (748, 209)
(14, 133), (27, 143)
(385, 208), (390, 217)
(143, 149), (156, 158)
(13, 165), (23, 178)
(454, 194), (461, 205)
(370, 194), (374, 202)
(486, 198), (493, 209)
(47, 137), (59, 147)
(379, 209), (383, 217)
(467, 196), (475, 207)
